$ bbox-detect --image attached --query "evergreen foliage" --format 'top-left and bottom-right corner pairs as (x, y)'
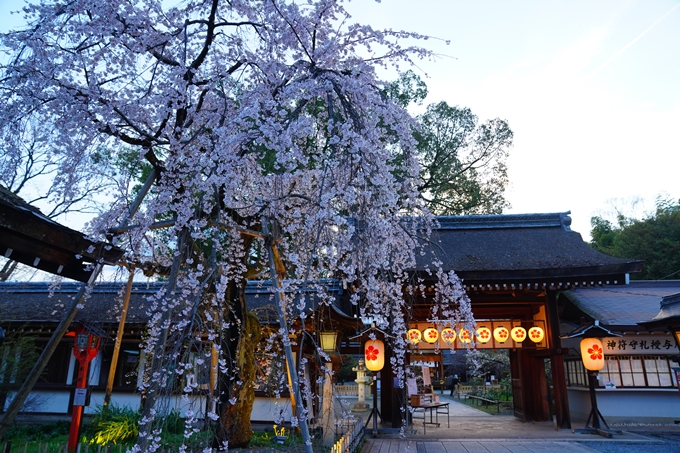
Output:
(590, 196), (680, 280)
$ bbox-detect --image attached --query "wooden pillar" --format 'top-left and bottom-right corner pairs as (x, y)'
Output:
(380, 342), (394, 427)
(509, 349), (525, 421)
(68, 358), (91, 452)
(550, 352), (572, 429)
(547, 291), (572, 429)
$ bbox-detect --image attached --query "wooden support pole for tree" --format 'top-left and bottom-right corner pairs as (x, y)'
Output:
(321, 363), (335, 447)
(104, 268), (135, 407)
(0, 264), (103, 440)
(262, 219), (313, 453)
(136, 229), (188, 452)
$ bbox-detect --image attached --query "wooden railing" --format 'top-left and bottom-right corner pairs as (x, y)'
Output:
(331, 418), (364, 453)
(334, 384), (359, 397)
(462, 394), (513, 413)
(455, 384), (503, 396)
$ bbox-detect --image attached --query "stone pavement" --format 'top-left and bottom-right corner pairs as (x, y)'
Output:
(360, 392), (680, 452)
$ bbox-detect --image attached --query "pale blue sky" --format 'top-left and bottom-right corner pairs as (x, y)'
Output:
(345, 0), (680, 237)
(1, 0), (678, 239)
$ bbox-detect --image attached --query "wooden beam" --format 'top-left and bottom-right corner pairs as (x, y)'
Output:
(104, 269), (135, 406)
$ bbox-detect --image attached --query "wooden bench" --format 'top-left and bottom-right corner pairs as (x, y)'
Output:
(465, 394), (512, 413)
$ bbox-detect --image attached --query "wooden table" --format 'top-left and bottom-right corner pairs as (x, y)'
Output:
(410, 401), (450, 434)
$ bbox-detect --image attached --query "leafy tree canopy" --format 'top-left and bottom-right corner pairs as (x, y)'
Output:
(387, 71), (513, 215)
(590, 196), (680, 280)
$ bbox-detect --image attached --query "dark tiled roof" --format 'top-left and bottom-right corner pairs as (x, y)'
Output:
(560, 281), (680, 327)
(0, 185), (124, 282)
(639, 292), (680, 328)
(0, 185), (42, 213)
(0, 282), (159, 325)
(423, 212), (641, 285)
(0, 280), (346, 325)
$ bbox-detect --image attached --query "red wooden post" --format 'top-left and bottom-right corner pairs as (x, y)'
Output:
(68, 326), (100, 453)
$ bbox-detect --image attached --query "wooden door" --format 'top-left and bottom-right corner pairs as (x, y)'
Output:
(509, 349), (525, 421)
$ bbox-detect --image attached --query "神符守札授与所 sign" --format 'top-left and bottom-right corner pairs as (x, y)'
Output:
(601, 336), (679, 355)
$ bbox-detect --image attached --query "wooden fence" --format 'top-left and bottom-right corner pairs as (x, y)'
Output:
(454, 384), (503, 396)
(1, 441), (129, 453)
(331, 418), (364, 453)
(333, 384), (359, 397)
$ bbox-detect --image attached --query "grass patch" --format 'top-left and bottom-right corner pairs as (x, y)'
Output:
(2, 416), (332, 452)
(1, 422), (70, 453)
(460, 396), (514, 415)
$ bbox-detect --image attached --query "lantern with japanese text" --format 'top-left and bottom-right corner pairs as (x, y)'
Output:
(364, 339), (385, 371)
(562, 319), (618, 435)
(407, 329), (422, 345)
(528, 326), (545, 343)
(580, 338), (605, 371)
(511, 326), (527, 342)
(476, 327), (492, 343)
(441, 328), (457, 345)
(458, 328), (472, 343)
(423, 327), (439, 344)
(493, 326), (509, 343)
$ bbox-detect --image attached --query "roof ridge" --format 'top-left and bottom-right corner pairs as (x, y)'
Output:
(0, 279), (344, 294)
(435, 212), (572, 231)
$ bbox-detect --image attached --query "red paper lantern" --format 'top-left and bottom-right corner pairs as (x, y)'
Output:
(364, 339), (385, 371)
(580, 338), (605, 371)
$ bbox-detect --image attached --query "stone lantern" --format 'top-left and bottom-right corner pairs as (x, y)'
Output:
(352, 358), (371, 410)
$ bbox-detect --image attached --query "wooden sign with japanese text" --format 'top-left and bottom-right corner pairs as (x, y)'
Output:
(601, 336), (679, 355)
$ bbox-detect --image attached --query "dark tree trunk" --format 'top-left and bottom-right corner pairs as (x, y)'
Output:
(212, 235), (260, 449)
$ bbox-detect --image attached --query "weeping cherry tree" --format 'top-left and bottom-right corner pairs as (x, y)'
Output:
(0, 0), (475, 450)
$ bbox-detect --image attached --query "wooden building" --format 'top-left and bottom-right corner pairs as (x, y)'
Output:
(369, 212), (642, 429)
(0, 281), (350, 423)
(0, 212), (643, 430)
(558, 281), (680, 424)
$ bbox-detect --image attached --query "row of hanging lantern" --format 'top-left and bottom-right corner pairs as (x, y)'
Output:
(364, 325), (546, 371)
(407, 325), (545, 345)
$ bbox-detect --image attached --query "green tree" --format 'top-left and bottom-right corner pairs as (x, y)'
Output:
(388, 71), (513, 215)
(415, 102), (512, 215)
(590, 196), (680, 280)
(466, 349), (510, 383)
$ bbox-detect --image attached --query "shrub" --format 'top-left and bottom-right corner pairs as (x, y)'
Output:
(161, 409), (185, 435)
(84, 404), (140, 445)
